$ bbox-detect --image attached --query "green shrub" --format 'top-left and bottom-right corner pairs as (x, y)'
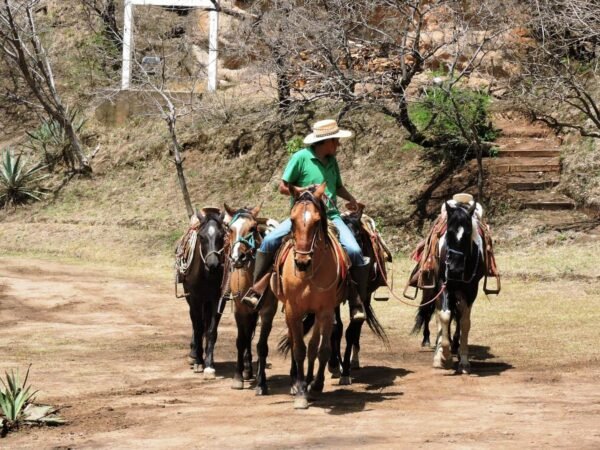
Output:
(26, 109), (85, 171)
(0, 149), (48, 208)
(285, 136), (304, 154)
(409, 85), (497, 163)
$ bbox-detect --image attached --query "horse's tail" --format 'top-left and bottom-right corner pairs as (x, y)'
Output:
(411, 296), (435, 335)
(364, 301), (390, 349)
(277, 313), (315, 356)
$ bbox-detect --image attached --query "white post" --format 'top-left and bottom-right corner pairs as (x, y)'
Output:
(121, 0), (134, 90)
(121, 0), (217, 92)
(207, 9), (219, 92)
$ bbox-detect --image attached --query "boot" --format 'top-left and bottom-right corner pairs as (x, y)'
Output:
(241, 250), (275, 310)
(349, 261), (370, 322)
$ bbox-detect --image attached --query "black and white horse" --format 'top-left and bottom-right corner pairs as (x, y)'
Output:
(414, 200), (485, 374)
(179, 208), (226, 378)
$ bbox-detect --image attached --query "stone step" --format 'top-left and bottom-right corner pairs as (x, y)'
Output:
(486, 159), (560, 174)
(520, 200), (576, 210)
(492, 118), (553, 138)
(518, 192), (575, 210)
(507, 178), (560, 191)
(496, 149), (560, 158)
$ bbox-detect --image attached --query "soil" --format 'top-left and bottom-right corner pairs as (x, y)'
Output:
(1, 257), (599, 449)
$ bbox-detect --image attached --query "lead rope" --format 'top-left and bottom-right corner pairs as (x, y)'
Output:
(370, 234), (445, 308)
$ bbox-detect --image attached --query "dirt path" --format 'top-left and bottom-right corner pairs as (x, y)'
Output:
(1, 257), (599, 449)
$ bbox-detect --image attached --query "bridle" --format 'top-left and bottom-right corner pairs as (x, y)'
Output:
(291, 192), (327, 260)
(443, 210), (480, 284)
(227, 212), (259, 268)
(198, 218), (225, 266)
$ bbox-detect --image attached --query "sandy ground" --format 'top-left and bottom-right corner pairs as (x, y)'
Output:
(1, 257), (599, 449)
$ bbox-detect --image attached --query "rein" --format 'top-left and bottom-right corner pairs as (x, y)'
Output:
(370, 233), (446, 308)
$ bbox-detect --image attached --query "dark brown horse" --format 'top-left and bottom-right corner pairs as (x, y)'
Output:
(273, 183), (345, 409)
(223, 204), (278, 395)
(177, 208), (226, 378)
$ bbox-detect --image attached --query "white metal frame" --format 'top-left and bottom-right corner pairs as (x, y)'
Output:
(122, 0), (219, 91)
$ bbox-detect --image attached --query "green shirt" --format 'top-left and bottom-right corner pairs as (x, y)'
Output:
(282, 147), (342, 219)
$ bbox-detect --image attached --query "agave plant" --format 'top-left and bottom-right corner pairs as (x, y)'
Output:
(0, 148), (48, 208)
(26, 109), (85, 171)
(0, 366), (37, 431)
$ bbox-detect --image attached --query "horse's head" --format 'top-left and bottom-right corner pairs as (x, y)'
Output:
(290, 182), (328, 272)
(444, 201), (477, 282)
(197, 208), (226, 276)
(224, 203), (261, 269)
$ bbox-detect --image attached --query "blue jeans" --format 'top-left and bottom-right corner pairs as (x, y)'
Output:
(260, 217), (366, 267)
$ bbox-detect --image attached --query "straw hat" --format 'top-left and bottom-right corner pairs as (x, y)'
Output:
(452, 193), (474, 204)
(303, 119), (353, 145)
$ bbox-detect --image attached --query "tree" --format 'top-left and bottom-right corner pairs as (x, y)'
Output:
(514, 0), (600, 138)
(0, 0), (92, 173)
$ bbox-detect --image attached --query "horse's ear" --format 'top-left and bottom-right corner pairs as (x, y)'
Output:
(250, 205), (261, 217)
(224, 203), (236, 217)
(219, 209), (228, 225)
(197, 208), (205, 220)
(444, 201), (453, 214)
(314, 182), (327, 199)
(467, 201), (477, 216)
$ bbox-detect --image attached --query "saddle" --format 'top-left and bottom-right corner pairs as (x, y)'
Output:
(174, 215), (202, 281)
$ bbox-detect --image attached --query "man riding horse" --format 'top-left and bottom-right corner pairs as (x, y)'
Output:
(241, 119), (369, 321)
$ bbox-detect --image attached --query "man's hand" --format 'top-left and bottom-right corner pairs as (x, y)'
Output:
(346, 197), (359, 212)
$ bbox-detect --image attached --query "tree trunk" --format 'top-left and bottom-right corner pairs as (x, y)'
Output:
(167, 117), (194, 218)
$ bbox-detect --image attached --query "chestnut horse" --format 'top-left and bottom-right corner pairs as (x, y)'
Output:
(274, 183), (344, 409)
(223, 204), (278, 395)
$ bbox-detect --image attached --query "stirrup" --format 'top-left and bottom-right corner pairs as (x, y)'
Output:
(241, 291), (261, 309)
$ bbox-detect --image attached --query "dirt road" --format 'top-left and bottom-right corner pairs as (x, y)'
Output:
(1, 257), (599, 449)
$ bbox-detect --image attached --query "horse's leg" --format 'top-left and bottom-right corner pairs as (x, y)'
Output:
(243, 313), (258, 381)
(456, 295), (472, 374)
(256, 296), (276, 396)
(422, 313), (431, 348)
(433, 290), (453, 369)
(341, 314), (360, 385)
(188, 331), (196, 365)
(288, 315), (308, 409)
(328, 306), (342, 379)
(451, 315), (461, 355)
(311, 309), (334, 394)
(232, 312), (246, 389)
(203, 299), (221, 379)
(187, 295), (204, 373)
(351, 310), (365, 369)
(306, 322), (320, 387)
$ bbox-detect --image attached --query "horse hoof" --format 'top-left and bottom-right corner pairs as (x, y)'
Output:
(294, 397), (309, 409)
(339, 376), (352, 386)
(421, 340), (430, 348)
(203, 367), (216, 379)
(458, 363), (471, 375)
(328, 364), (341, 379)
(433, 358), (452, 370)
(256, 386), (269, 396)
(231, 379), (243, 390)
(308, 382), (323, 394)
(243, 370), (253, 381)
(290, 385), (298, 396)
(193, 363), (204, 373)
